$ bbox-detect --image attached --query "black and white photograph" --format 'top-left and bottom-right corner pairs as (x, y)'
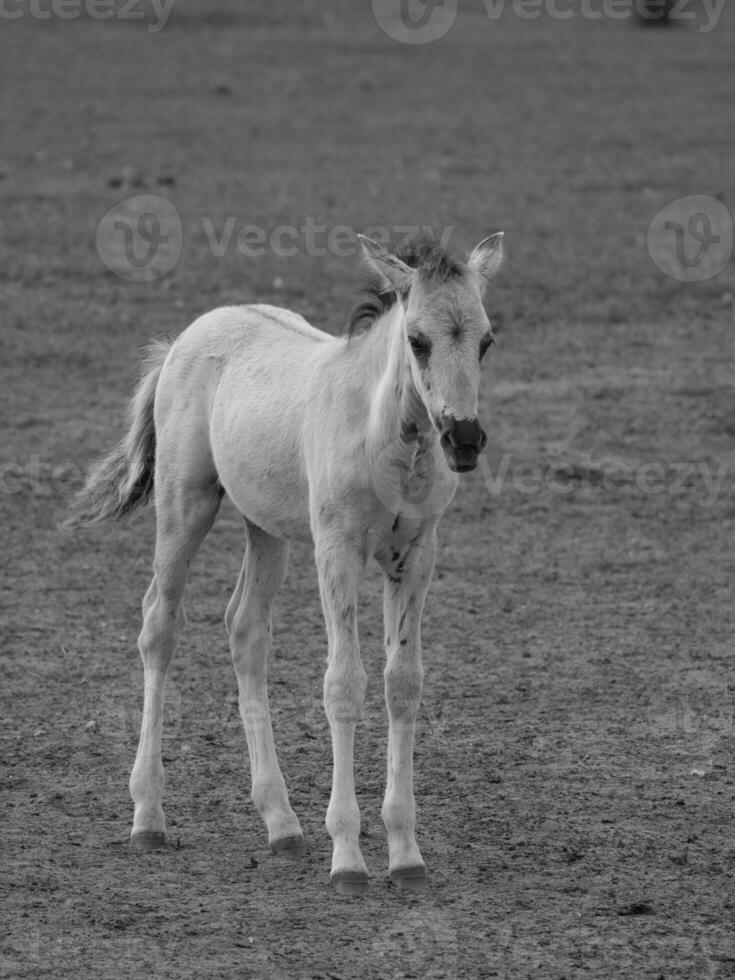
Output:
(1, 1), (733, 977)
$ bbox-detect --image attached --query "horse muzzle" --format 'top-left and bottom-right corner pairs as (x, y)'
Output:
(439, 416), (487, 473)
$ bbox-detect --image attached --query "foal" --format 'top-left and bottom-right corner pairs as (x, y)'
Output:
(69, 230), (504, 892)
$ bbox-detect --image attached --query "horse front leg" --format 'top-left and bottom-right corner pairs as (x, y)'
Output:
(381, 527), (436, 889)
(314, 530), (368, 895)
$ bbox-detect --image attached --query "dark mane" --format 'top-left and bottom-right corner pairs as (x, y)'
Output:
(346, 232), (465, 337)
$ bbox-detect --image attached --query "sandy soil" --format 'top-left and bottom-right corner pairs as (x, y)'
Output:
(2, 4), (734, 978)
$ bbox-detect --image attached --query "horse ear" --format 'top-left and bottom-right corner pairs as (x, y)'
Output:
(467, 232), (504, 289)
(357, 235), (414, 293)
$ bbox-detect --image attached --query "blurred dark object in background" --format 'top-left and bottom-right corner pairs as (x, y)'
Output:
(635, 0), (675, 25)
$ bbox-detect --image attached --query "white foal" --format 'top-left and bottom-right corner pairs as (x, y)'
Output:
(69, 230), (504, 893)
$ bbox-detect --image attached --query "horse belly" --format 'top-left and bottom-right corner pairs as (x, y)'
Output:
(210, 364), (313, 543)
(221, 456), (312, 543)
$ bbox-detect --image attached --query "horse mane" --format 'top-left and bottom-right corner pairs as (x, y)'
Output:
(346, 231), (465, 337)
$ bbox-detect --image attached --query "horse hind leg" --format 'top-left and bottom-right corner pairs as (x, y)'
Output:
(226, 521), (304, 854)
(129, 478), (221, 850)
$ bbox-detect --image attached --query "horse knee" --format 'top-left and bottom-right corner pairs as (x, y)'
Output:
(384, 660), (423, 722)
(324, 663), (367, 727)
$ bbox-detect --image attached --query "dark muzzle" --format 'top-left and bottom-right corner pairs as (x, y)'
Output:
(440, 417), (487, 472)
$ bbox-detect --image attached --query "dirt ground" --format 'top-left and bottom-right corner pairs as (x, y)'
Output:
(1, 3), (734, 978)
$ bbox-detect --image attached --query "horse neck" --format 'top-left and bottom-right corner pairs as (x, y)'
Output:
(364, 305), (434, 458)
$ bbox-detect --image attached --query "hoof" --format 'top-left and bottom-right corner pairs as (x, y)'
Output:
(270, 834), (306, 857)
(331, 870), (369, 896)
(130, 830), (167, 852)
(390, 865), (428, 891)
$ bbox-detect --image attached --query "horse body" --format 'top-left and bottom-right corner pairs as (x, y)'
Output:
(70, 231), (504, 893)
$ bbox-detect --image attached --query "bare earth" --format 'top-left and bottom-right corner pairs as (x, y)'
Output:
(1, 3), (734, 978)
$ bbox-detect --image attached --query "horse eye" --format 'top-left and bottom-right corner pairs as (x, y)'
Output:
(408, 335), (431, 359)
(479, 334), (495, 361)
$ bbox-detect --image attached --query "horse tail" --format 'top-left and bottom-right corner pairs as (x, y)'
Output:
(65, 340), (171, 528)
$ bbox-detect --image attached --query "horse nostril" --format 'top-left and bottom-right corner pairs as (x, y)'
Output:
(441, 429), (458, 450)
(442, 418), (485, 453)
